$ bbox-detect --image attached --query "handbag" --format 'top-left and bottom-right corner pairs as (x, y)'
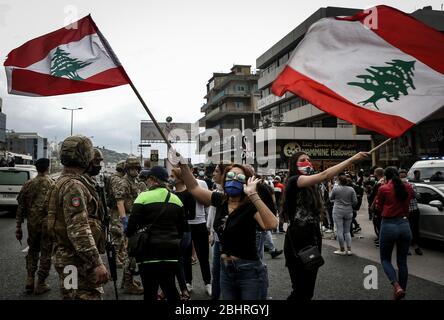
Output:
(287, 220), (324, 271)
(128, 191), (171, 261)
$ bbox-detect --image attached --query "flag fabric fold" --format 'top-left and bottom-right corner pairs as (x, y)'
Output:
(4, 15), (130, 96)
(271, 5), (444, 138)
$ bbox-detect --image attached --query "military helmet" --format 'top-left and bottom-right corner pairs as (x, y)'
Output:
(93, 148), (104, 161)
(60, 135), (93, 168)
(116, 160), (125, 170)
(125, 156), (141, 169)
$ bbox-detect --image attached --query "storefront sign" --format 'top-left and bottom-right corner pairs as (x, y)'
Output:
(281, 140), (370, 159)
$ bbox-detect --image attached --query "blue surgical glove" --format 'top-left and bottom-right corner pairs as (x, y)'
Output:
(120, 216), (128, 233)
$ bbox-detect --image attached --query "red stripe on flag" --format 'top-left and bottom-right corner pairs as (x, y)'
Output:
(271, 66), (414, 138)
(9, 67), (129, 96)
(4, 15), (97, 68)
(337, 5), (444, 75)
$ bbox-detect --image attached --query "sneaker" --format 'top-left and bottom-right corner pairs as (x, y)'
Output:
(186, 283), (193, 292)
(205, 284), (212, 297)
(191, 257), (198, 265)
(415, 248), (423, 255)
(324, 229), (333, 233)
(407, 251), (412, 256)
(346, 250), (353, 256)
(334, 250), (346, 256)
(393, 283), (406, 300)
(34, 281), (50, 295)
(354, 227), (362, 233)
(270, 249), (283, 259)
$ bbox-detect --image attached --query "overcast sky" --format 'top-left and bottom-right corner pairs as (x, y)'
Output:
(1, 0), (443, 160)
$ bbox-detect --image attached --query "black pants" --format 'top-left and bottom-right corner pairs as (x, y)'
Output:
(140, 262), (180, 301)
(185, 223), (211, 285)
(408, 209), (421, 246)
(284, 222), (322, 300)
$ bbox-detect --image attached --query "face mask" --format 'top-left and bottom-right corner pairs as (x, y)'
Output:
(199, 171), (205, 177)
(87, 165), (101, 177)
(224, 180), (244, 197)
(297, 160), (314, 175)
(401, 177), (407, 182)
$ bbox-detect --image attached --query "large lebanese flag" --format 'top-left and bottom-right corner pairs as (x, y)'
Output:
(271, 5), (444, 138)
(4, 15), (130, 96)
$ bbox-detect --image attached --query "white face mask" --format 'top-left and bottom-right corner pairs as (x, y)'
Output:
(401, 177), (408, 182)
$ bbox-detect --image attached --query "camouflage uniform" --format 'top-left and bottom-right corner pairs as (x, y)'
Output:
(107, 161), (126, 266)
(47, 136), (106, 300)
(16, 174), (54, 293)
(112, 156), (143, 294)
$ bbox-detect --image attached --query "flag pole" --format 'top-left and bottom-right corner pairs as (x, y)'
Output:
(368, 138), (392, 154)
(91, 17), (172, 150)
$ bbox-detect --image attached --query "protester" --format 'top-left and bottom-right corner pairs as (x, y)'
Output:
(126, 166), (185, 301)
(411, 170), (424, 182)
(206, 163), (228, 300)
(368, 167), (385, 247)
(399, 169), (423, 256)
(172, 151), (278, 300)
(329, 174), (357, 255)
(282, 150), (368, 300)
(374, 167), (413, 300)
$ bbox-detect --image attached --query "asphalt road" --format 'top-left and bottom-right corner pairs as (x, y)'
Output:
(1, 210), (443, 300)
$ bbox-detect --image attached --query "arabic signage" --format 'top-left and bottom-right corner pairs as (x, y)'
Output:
(280, 140), (371, 159)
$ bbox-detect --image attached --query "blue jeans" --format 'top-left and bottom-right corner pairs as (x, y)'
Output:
(211, 241), (221, 300)
(379, 217), (412, 290)
(256, 231), (266, 261)
(220, 258), (268, 300)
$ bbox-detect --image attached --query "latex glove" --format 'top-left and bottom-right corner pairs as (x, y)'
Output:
(120, 216), (128, 233)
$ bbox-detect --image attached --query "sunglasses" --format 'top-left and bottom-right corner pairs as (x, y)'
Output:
(225, 171), (247, 183)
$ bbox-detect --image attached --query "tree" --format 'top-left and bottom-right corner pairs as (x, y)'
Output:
(50, 47), (92, 80)
(347, 59), (416, 110)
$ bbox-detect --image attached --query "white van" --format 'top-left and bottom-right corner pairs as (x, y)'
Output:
(0, 165), (37, 212)
(407, 160), (444, 182)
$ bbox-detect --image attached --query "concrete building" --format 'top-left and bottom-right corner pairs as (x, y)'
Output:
(6, 132), (48, 160)
(199, 65), (260, 163)
(0, 98), (6, 152)
(255, 7), (371, 174)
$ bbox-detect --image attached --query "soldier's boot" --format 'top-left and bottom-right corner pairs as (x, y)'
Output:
(25, 276), (35, 294)
(34, 278), (51, 295)
(122, 273), (143, 295)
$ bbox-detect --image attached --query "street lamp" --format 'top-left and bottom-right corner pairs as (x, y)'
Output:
(62, 107), (83, 136)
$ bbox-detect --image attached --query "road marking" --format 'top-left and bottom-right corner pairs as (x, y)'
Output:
(21, 246), (29, 253)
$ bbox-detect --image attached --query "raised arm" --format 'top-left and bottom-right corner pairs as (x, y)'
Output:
(178, 163), (213, 207)
(297, 152), (369, 188)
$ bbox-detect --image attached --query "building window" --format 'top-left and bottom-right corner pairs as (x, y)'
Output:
(236, 85), (246, 92)
(280, 102), (290, 113)
(235, 101), (245, 108)
(322, 117), (337, 128)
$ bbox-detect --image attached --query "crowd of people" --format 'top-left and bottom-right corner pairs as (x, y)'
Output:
(14, 134), (435, 301)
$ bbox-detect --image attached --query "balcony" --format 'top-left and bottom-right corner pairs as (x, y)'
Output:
(201, 89), (257, 112)
(199, 105), (260, 125)
(257, 92), (293, 110)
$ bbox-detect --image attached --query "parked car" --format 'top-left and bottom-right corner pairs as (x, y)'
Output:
(407, 160), (444, 182)
(0, 165), (37, 212)
(414, 182), (444, 242)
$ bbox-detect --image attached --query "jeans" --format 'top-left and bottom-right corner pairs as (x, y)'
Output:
(211, 241), (221, 300)
(177, 231), (192, 292)
(379, 217), (412, 290)
(220, 258), (268, 300)
(333, 211), (353, 250)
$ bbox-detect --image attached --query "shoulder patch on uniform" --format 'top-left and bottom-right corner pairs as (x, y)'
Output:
(71, 196), (81, 207)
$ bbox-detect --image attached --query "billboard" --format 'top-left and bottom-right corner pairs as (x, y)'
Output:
(140, 121), (197, 142)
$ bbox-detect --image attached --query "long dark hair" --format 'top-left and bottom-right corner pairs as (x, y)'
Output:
(283, 151), (324, 221)
(384, 167), (408, 201)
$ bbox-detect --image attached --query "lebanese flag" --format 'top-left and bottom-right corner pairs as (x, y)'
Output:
(271, 5), (444, 138)
(4, 15), (130, 96)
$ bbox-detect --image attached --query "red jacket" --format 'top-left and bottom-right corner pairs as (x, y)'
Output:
(375, 180), (414, 218)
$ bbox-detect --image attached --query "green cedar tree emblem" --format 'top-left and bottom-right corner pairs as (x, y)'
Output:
(347, 59), (416, 110)
(50, 47), (92, 81)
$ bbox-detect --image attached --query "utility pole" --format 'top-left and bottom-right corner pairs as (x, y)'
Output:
(62, 107), (83, 136)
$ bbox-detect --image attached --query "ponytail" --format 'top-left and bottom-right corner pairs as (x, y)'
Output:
(384, 167), (408, 201)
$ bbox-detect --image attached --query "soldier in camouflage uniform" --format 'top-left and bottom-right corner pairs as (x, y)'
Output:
(47, 136), (109, 300)
(107, 160), (126, 267)
(112, 156), (144, 294)
(15, 158), (54, 295)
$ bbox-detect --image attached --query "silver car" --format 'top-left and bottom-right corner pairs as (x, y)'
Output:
(414, 183), (444, 242)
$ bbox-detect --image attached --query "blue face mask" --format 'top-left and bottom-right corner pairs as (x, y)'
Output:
(224, 180), (244, 197)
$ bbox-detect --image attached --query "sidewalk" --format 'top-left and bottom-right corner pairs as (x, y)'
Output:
(322, 197), (444, 286)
